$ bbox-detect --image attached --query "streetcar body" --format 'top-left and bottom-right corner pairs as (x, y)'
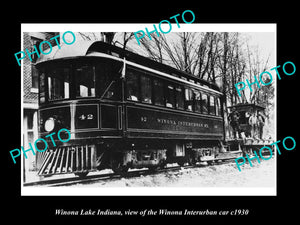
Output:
(36, 41), (231, 177)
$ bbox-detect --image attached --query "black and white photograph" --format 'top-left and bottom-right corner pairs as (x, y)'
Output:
(21, 24), (276, 195)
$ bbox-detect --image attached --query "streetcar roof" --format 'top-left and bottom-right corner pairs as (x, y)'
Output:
(36, 41), (221, 94)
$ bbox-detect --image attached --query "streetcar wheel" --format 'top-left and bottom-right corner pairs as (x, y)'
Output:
(177, 160), (185, 167)
(111, 159), (128, 175)
(112, 165), (129, 174)
(113, 167), (129, 174)
(149, 160), (166, 171)
(188, 155), (196, 166)
(74, 171), (89, 178)
(160, 160), (167, 169)
(207, 160), (215, 166)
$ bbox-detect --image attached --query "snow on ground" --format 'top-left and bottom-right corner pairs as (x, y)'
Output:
(75, 157), (276, 188)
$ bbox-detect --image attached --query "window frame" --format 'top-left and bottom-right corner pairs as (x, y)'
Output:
(74, 63), (96, 99)
(140, 74), (153, 104)
(184, 88), (194, 112)
(165, 82), (176, 108)
(126, 67), (141, 102)
(201, 92), (209, 114)
(209, 95), (216, 115)
(216, 97), (222, 116)
(175, 85), (185, 110)
(153, 77), (165, 106)
(47, 65), (71, 102)
(194, 90), (202, 113)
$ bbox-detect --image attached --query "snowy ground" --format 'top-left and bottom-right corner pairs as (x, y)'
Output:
(73, 157), (276, 188)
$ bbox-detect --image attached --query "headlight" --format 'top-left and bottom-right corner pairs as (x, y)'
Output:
(44, 117), (55, 132)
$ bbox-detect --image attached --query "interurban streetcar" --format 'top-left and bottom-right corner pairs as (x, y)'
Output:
(35, 41), (244, 177)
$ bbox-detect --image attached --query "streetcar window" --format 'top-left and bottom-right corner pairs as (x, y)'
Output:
(96, 61), (120, 100)
(103, 81), (120, 100)
(209, 95), (216, 115)
(141, 75), (152, 104)
(201, 93), (208, 114)
(126, 70), (140, 101)
(216, 97), (221, 116)
(75, 65), (95, 98)
(185, 88), (193, 111)
(194, 90), (201, 113)
(175, 86), (184, 109)
(166, 84), (175, 108)
(153, 79), (164, 106)
(48, 67), (70, 101)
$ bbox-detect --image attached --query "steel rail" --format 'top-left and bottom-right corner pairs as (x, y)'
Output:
(23, 159), (239, 187)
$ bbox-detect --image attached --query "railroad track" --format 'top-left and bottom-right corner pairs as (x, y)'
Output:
(24, 159), (238, 187)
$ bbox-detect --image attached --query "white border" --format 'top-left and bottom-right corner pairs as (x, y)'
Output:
(21, 23), (277, 196)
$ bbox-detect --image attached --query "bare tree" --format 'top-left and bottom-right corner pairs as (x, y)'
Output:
(159, 32), (198, 72)
(122, 32), (135, 49)
(77, 31), (274, 111)
(78, 32), (116, 44)
(245, 42), (271, 104)
(139, 33), (165, 63)
(218, 33), (239, 103)
(78, 32), (93, 41)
